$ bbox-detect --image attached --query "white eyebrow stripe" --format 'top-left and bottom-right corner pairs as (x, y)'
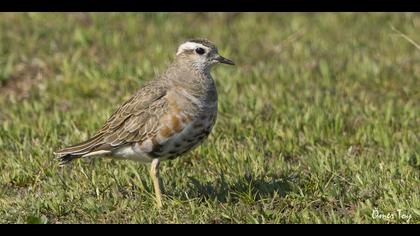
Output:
(176, 42), (209, 55)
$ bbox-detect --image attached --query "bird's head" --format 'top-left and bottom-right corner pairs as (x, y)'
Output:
(175, 38), (234, 72)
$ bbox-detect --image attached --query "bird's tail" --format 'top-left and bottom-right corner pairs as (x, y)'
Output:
(54, 133), (104, 165)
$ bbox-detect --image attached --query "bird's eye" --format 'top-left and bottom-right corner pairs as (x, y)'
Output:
(195, 47), (205, 55)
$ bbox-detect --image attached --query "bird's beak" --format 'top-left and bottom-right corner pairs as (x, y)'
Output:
(214, 55), (235, 65)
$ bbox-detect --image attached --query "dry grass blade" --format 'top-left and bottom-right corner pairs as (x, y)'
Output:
(390, 25), (420, 51)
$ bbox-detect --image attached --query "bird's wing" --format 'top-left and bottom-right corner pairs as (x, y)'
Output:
(55, 82), (168, 157)
(98, 84), (168, 148)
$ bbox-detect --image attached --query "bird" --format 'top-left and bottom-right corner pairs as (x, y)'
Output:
(54, 38), (235, 208)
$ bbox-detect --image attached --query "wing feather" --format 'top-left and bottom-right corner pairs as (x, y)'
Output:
(55, 81), (168, 159)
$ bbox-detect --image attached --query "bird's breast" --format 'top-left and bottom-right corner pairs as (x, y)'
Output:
(150, 96), (217, 159)
(141, 90), (218, 160)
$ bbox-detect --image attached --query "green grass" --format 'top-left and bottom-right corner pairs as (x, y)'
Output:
(0, 13), (419, 224)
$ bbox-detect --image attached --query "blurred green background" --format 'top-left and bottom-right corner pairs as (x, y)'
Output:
(0, 13), (419, 223)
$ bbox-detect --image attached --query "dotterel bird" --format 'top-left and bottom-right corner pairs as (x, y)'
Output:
(55, 38), (235, 208)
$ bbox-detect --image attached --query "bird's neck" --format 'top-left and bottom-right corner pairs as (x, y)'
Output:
(162, 60), (217, 101)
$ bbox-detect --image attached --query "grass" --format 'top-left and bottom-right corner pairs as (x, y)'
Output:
(0, 13), (419, 224)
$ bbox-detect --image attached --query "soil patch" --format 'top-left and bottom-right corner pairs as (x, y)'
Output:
(0, 59), (49, 99)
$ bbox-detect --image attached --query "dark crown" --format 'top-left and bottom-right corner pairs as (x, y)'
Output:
(187, 38), (217, 50)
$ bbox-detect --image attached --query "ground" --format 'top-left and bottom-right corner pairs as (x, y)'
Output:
(0, 13), (419, 224)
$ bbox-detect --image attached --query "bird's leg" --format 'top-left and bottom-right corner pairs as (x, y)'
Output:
(150, 158), (164, 208)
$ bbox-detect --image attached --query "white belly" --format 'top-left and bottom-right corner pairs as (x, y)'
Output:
(111, 143), (154, 163)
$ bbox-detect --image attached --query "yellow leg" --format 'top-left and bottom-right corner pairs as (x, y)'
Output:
(150, 158), (164, 208)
